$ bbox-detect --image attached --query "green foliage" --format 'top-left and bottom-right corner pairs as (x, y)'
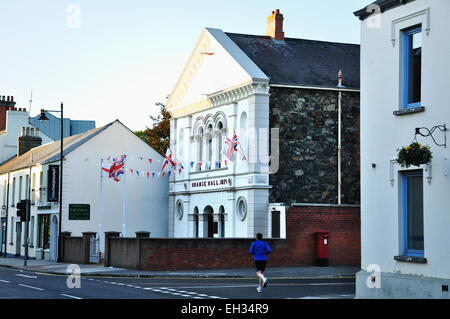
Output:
(143, 101), (171, 156)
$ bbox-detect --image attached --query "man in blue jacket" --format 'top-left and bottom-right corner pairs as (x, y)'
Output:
(249, 233), (271, 293)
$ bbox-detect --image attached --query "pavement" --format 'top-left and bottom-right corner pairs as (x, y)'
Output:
(0, 256), (359, 279)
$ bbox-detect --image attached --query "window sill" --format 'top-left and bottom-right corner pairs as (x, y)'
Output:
(393, 106), (425, 116)
(394, 255), (427, 264)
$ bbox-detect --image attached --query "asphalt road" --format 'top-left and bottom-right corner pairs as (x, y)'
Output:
(0, 266), (355, 300)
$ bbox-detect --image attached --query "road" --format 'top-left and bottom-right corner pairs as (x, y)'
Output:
(0, 266), (355, 299)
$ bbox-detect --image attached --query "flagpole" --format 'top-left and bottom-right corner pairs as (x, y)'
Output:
(234, 129), (247, 160)
(98, 159), (103, 256)
(122, 155), (127, 237)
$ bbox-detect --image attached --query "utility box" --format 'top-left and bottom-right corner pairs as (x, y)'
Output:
(316, 231), (329, 267)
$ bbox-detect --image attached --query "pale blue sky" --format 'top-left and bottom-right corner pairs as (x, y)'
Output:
(0, 0), (368, 131)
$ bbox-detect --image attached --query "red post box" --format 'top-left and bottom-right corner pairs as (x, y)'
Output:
(316, 231), (329, 267)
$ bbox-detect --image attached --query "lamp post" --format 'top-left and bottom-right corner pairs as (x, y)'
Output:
(38, 102), (63, 262)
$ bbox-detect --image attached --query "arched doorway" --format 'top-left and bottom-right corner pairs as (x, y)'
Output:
(193, 207), (199, 238)
(203, 206), (214, 238)
(219, 206), (225, 238)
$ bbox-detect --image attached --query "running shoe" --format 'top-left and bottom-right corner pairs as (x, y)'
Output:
(263, 277), (269, 288)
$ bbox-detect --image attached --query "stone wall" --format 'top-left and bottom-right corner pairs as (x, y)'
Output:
(268, 87), (360, 205)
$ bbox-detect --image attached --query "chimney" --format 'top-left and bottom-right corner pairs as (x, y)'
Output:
(0, 95), (16, 131)
(17, 126), (42, 157)
(266, 9), (284, 40)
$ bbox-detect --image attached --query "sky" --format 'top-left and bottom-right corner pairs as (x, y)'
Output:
(0, 0), (369, 132)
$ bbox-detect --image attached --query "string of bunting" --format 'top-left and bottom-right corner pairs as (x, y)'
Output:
(102, 131), (246, 182)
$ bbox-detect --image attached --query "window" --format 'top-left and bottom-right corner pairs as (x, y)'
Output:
(176, 200), (184, 220)
(11, 178), (16, 206)
(25, 175), (29, 200)
(2, 180), (6, 207)
(31, 173), (36, 204)
(403, 26), (422, 109)
(39, 171), (44, 204)
(402, 170), (424, 257)
(236, 197), (247, 221)
(207, 124), (213, 164)
(18, 176), (22, 201)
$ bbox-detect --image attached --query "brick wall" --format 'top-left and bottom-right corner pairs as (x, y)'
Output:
(106, 204), (360, 270)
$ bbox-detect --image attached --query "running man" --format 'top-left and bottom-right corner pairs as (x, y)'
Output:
(249, 233), (271, 293)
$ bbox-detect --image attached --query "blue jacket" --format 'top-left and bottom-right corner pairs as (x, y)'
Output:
(249, 240), (271, 261)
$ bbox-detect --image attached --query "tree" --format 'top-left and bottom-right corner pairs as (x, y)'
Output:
(142, 101), (171, 156)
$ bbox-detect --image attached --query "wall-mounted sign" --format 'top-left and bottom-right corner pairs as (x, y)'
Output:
(69, 204), (90, 220)
(47, 165), (59, 202)
(191, 178), (231, 190)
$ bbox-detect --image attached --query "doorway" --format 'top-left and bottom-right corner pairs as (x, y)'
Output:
(271, 211), (280, 238)
(50, 215), (58, 261)
(15, 222), (22, 256)
(203, 206), (214, 238)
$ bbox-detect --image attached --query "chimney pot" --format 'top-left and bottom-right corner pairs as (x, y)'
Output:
(266, 9), (284, 41)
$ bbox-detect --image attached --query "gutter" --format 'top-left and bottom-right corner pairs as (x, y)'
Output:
(354, 0), (417, 20)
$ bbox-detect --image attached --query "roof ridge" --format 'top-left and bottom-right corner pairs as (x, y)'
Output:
(225, 32), (360, 46)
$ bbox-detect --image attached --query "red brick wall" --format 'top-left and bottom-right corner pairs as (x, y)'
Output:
(128, 205), (360, 270)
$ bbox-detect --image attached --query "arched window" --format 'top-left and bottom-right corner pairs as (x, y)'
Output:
(197, 127), (203, 169)
(216, 121), (223, 166)
(207, 124), (213, 165)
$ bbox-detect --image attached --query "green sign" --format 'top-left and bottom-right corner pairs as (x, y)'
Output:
(69, 204), (90, 220)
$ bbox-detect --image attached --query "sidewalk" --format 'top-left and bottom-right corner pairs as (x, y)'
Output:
(0, 256), (359, 279)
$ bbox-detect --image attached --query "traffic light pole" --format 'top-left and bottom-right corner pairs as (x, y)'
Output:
(23, 200), (30, 266)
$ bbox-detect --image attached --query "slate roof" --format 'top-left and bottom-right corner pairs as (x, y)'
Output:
(226, 33), (360, 90)
(354, 0), (416, 20)
(0, 121), (113, 174)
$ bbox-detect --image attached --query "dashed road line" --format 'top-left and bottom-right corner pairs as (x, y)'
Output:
(18, 284), (44, 291)
(0, 279), (10, 283)
(61, 293), (82, 300)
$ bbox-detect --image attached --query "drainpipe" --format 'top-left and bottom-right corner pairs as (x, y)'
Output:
(337, 70), (343, 205)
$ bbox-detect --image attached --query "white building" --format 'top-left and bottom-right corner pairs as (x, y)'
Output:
(166, 26), (272, 239)
(354, 0), (450, 298)
(166, 10), (360, 239)
(0, 100), (53, 164)
(0, 120), (168, 261)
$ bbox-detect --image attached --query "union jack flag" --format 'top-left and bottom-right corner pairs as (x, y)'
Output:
(224, 133), (238, 161)
(102, 155), (126, 182)
(162, 148), (176, 171)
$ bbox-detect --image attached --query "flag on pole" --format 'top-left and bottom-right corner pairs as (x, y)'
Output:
(162, 149), (176, 171)
(104, 155), (126, 182)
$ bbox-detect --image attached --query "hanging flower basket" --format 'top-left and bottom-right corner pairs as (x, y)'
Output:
(396, 142), (432, 168)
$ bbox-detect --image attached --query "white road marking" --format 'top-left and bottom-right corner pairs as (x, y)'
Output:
(0, 279), (10, 283)
(15, 274), (38, 279)
(18, 284), (44, 291)
(61, 294), (82, 300)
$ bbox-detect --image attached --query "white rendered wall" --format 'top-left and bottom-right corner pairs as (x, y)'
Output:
(360, 0), (450, 279)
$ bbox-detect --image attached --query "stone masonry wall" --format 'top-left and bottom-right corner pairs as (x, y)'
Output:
(269, 87), (360, 205)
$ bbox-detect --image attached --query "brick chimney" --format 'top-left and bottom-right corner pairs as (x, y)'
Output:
(17, 126), (42, 157)
(0, 95), (16, 131)
(266, 9), (284, 40)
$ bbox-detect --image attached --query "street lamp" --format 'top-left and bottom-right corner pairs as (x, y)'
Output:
(38, 102), (64, 262)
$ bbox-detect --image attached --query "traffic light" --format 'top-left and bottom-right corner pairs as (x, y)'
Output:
(16, 200), (26, 222)
(16, 200), (30, 223)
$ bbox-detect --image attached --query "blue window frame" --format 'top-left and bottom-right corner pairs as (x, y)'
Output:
(403, 26), (422, 109)
(402, 170), (424, 257)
